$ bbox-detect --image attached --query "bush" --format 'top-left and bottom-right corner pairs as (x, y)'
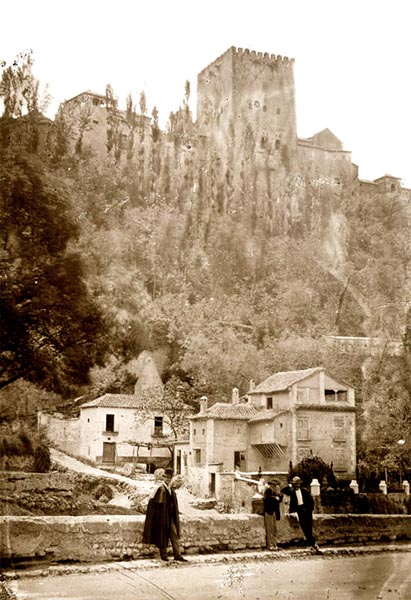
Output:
(320, 491), (408, 514)
(289, 455), (336, 487)
(93, 482), (114, 502)
(33, 444), (51, 472)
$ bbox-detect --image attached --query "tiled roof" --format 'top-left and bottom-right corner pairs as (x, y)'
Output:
(80, 394), (143, 409)
(203, 402), (258, 420)
(249, 367), (322, 394)
(248, 409), (290, 423)
(296, 404), (355, 412)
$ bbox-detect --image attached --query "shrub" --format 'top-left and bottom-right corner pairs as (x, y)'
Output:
(33, 444), (51, 472)
(289, 455), (336, 487)
(93, 482), (114, 501)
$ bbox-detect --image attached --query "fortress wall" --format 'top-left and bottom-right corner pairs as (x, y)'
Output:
(1, 514), (410, 564)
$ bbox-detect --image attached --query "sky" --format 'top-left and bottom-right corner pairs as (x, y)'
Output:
(2, 0), (410, 186)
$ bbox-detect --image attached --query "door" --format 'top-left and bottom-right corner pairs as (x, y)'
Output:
(102, 442), (116, 463)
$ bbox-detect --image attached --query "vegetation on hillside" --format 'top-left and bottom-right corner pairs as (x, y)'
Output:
(1, 52), (410, 484)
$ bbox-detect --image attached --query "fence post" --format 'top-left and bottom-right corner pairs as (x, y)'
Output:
(310, 478), (322, 513)
(378, 480), (387, 495)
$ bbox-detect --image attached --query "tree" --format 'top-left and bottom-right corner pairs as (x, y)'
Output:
(133, 377), (195, 440)
(0, 50), (50, 119)
(105, 84), (121, 161)
(289, 455), (336, 488)
(0, 149), (106, 394)
(359, 354), (411, 485)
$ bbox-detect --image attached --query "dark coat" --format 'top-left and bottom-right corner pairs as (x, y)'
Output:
(281, 485), (314, 513)
(263, 489), (283, 520)
(142, 483), (180, 548)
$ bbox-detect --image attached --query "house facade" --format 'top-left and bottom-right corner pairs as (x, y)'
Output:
(186, 368), (356, 497)
(39, 351), (175, 471)
(78, 394), (172, 469)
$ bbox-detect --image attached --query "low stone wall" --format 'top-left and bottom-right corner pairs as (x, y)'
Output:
(1, 472), (72, 494)
(1, 513), (410, 564)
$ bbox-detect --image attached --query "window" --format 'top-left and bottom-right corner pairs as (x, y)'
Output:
(234, 451), (245, 468)
(297, 417), (310, 440)
(266, 396), (273, 410)
(275, 139), (281, 150)
(276, 108), (281, 115)
(105, 414), (114, 432)
(193, 428), (197, 435)
(334, 416), (344, 428)
(334, 448), (347, 471)
(154, 416), (163, 437)
(194, 449), (202, 465)
(333, 416), (345, 441)
(202, 428), (205, 435)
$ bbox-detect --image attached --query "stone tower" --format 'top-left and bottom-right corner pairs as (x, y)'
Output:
(197, 46), (298, 217)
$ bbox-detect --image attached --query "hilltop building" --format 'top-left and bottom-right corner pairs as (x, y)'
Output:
(60, 46), (411, 216)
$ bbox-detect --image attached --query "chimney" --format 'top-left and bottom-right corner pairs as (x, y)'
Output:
(232, 388), (240, 404)
(249, 379), (255, 391)
(199, 396), (208, 414)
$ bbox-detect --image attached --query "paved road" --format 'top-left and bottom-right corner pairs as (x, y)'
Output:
(7, 550), (411, 599)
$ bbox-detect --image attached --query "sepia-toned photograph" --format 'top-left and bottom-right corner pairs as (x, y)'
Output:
(1, 1), (410, 598)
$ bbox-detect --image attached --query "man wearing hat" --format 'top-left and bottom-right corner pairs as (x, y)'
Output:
(142, 467), (187, 562)
(281, 476), (322, 554)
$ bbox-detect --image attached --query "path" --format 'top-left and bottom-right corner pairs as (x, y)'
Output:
(50, 448), (218, 517)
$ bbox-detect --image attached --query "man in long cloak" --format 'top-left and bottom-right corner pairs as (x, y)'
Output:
(142, 467), (187, 562)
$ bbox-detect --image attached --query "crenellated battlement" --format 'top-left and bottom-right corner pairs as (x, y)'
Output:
(232, 46), (295, 67)
(197, 45), (294, 78)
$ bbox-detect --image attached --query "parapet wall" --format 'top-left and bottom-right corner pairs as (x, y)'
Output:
(198, 46), (294, 77)
(1, 514), (410, 565)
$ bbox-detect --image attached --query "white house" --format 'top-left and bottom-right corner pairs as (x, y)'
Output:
(79, 393), (172, 469)
(39, 351), (176, 471)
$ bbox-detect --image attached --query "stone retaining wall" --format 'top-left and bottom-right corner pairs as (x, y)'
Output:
(1, 514), (410, 564)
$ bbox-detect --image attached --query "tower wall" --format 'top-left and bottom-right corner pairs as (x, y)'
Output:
(197, 47), (298, 215)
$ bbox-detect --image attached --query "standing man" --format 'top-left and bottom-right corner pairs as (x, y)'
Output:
(281, 476), (322, 554)
(142, 467), (187, 562)
(263, 481), (283, 550)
